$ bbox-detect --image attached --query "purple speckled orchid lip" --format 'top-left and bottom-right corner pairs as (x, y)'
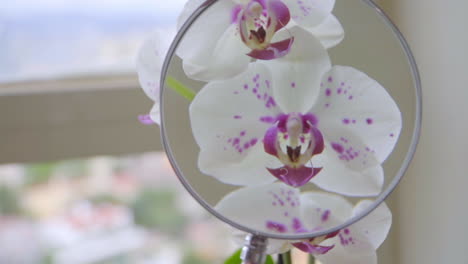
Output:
(267, 166), (322, 188)
(291, 229), (339, 254)
(292, 242), (335, 254)
(263, 113), (325, 187)
(237, 0), (293, 60)
(266, 215), (337, 254)
(247, 37), (294, 60)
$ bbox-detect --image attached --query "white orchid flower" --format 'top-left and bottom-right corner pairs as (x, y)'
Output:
(215, 183), (392, 264)
(136, 0), (343, 124)
(136, 32), (172, 125)
(190, 27), (401, 196)
(176, 0), (344, 81)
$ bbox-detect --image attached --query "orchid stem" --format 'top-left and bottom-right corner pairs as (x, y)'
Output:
(166, 76), (195, 101)
(308, 255), (316, 264)
(279, 251), (292, 264)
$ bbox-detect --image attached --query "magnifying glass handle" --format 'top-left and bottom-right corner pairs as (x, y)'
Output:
(241, 234), (268, 264)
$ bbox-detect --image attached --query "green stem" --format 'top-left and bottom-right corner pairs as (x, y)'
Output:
(166, 76), (196, 101)
(280, 251), (292, 264)
(308, 255), (316, 264)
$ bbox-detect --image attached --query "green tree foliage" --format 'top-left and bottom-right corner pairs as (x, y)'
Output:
(0, 185), (21, 215)
(25, 163), (56, 186)
(131, 188), (185, 234)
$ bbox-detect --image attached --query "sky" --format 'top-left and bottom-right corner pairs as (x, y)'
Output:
(0, 0), (187, 16)
(0, 0), (187, 82)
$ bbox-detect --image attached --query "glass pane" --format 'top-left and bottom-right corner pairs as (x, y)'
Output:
(0, 0), (185, 83)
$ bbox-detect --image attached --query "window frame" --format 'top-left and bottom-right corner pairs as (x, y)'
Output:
(0, 74), (162, 165)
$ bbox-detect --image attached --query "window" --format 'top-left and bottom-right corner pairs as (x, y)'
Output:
(0, 0), (185, 163)
(0, 0), (184, 83)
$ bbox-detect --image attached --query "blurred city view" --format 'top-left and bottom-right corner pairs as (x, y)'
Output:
(0, 152), (236, 264)
(0, 1), (238, 263)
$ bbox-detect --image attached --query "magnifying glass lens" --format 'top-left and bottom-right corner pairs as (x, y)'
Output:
(159, 0), (421, 242)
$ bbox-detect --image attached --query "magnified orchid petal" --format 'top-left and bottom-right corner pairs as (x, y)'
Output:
(215, 183), (392, 263)
(176, 0), (343, 81)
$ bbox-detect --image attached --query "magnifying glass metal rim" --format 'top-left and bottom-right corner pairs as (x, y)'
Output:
(160, 0), (422, 240)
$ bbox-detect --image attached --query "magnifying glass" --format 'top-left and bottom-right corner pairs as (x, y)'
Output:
(159, 0), (421, 263)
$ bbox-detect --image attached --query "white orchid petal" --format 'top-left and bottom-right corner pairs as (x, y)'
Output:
(216, 186), (391, 258)
(317, 201), (390, 259)
(284, 0), (335, 28)
(262, 26), (331, 113)
(137, 33), (173, 125)
(269, 242), (294, 254)
(317, 247), (377, 264)
(300, 192), (353, 230)
(305, 14), (344, 49)
(313, 66), (402, 163)
(327, 224), (374, 256)
(351, 201), (392, 250)
(199, 146), (281, 186)
(312, 144), (384, 196)
(215, 183), (301, 252)
(190, 62), (283, 185)
(149, 103), (161, 125)
(182, 24), (251, 81)
(136, 33), (170, 102)
(177, 1), (251, 81)
(298, 192), (388, 261)
(318, 224), (371, 257)
(232, 0), (250, 5)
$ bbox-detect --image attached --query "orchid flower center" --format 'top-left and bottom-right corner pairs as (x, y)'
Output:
(266, 216), (339, 255)
(292, 231), (340, 255)
(286, 114), (302, 147)
(263, 113), (324, 187)
(239, 0), (276, 49)
(278, 113), (323, 166)
(239, 1), (276, 50)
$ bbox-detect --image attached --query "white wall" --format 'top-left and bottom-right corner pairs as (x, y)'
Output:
(384, 1), (468, 263)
